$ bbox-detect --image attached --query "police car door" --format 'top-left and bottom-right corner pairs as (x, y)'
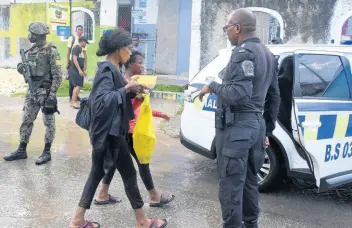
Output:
(292, 50), (352, 192)
(182, 50), (232, 157)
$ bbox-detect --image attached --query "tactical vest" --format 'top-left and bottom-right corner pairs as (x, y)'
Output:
(27, 44), (52, 83)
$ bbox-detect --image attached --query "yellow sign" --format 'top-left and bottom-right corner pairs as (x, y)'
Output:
(46, 2), (70, 32)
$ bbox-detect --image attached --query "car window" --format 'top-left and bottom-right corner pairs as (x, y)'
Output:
(322, 69), (350, 99)
(345, 53), (352, 73)
(297, 54), (349, 99)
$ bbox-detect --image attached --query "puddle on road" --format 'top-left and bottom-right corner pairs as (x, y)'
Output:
(0, 104), (93, 158)
(0, 98), (201, 199)
(0, 102), (183, 160)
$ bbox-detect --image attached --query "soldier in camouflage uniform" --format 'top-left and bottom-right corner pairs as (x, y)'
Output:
(4, 21), (62, 165)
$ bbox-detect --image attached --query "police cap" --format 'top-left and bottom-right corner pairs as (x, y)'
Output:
(28, 21), (50, 35)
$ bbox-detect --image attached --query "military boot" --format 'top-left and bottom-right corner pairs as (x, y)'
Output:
(4, 148), (28, 161)
(35, 150), (51, 165)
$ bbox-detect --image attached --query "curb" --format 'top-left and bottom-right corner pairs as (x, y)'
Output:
(151, 91), (184, 101)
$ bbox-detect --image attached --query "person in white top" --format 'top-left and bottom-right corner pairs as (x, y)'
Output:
(66, 25), (88, 102)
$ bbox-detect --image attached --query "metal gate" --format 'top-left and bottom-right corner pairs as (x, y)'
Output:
(118, 5), (132, 32)
(118, 4), (157, 73)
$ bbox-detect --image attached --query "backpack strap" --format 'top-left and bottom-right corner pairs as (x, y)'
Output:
(70, 35), (75, 50)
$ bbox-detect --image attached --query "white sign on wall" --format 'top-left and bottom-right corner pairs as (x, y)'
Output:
(132, 9), (147, 24)
(133, 0), (158, 24)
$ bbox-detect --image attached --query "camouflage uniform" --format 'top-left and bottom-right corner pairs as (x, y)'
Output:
(4, 21), (62, 165)
(20, 44), (62, 144)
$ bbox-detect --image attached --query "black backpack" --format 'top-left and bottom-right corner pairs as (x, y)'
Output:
(75, 96), (90, 131)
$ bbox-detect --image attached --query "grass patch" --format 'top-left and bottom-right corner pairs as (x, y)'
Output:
(56, 80), (92, 97)
(153, 84), (185, 93)
(10, 80), (92, 98)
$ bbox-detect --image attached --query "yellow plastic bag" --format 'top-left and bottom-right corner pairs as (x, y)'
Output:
(132, 94), (156, 164)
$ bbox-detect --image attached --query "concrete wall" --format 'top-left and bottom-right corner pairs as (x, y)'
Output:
(189, 0), (201, 78)
(100, 0), (118, 27)
(154, 0), (179, 75)
(176, 0), (192, 76)
(191, 0), (352, 77)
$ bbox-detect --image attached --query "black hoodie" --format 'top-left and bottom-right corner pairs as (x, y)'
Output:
(89, 61), (134, 154)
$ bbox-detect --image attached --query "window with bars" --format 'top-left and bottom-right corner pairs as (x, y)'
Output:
(0, 7), (10, 30)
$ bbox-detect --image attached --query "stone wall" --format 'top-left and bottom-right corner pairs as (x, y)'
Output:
(199, 0), (341, 69)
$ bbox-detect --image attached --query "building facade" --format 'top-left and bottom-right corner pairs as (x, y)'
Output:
(0, 0), (114, 76)
(0, 0), (194, 76)
(189, 0), (352, 79)
(4, 0), (351, 78)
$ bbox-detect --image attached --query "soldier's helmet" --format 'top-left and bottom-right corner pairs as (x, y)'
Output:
(28, 21), (50, 35)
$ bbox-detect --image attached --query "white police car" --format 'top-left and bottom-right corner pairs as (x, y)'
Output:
(180, 44), (352, 192)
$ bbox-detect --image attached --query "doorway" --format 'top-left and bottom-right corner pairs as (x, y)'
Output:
(246, 7), (285, 44)
(340, 16), (352, 45)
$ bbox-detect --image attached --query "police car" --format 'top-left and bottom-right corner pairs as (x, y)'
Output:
(180, 44), (352, 192)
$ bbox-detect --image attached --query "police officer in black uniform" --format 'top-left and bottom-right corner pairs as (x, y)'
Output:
(199, 8), (281, 228)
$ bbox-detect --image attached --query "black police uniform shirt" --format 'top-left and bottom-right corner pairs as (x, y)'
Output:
(209, 37), (280, 136)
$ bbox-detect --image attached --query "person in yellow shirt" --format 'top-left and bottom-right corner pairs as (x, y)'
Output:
(66, 25), (87, 102)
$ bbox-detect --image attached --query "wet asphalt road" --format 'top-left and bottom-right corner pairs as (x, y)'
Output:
(1, 96), (352, 228)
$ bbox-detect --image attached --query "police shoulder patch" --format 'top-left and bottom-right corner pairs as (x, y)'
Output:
(241, 60), (254, 77)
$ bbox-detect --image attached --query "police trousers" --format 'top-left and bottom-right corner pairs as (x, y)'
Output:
(78, 135), (144, 210)
(216, 113), (266, 228)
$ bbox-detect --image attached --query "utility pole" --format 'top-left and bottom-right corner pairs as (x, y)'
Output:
(69, 0), (72, 36)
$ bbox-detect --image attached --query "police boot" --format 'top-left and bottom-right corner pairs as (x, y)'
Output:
(4, 143), (28, 161)
(4, 148), (28, 161)
(35, 150), (51, 165)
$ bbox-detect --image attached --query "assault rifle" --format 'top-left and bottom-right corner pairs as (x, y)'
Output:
(20, 48), (34, 93)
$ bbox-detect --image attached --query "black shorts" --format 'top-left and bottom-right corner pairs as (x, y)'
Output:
(69, 67), (84, 87)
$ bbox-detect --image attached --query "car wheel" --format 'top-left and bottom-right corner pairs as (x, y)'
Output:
(258, 145), (283, 192)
